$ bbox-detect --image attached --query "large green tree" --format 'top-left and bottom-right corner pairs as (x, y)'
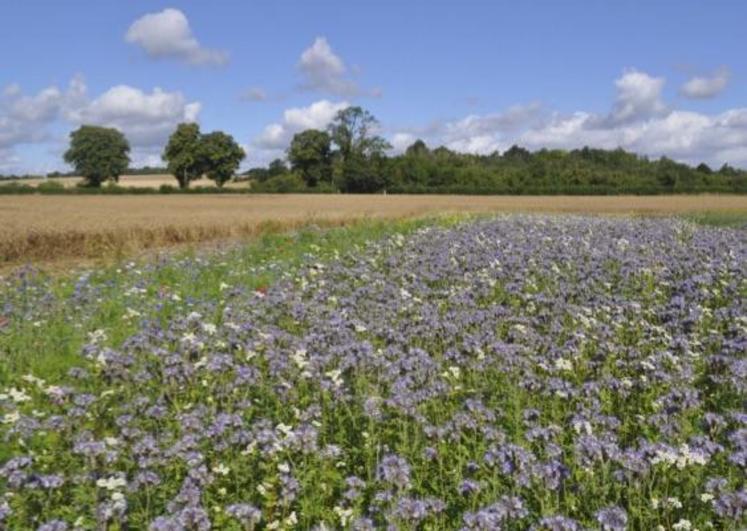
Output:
(328, 106), (391, 161)
(327, 107), (391, 192)
(287, 129), (332, 187)
(201, 131), (245, 187)
(63, 125), (130, 187)
(162, 123), (205, 189)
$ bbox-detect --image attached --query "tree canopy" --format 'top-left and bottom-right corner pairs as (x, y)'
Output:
(201, 131), (245, 187)
(287, 129), (332, 187)
(63, 125), (130, 187)
(162, 123), (206, 189)
(163, 124), (244, 188)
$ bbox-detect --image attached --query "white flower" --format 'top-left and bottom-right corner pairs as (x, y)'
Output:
(334, 506), (354, 526)
(326, 369), (343, 387)
(276, 423), (294, 437)
(354, 323), (367, 333)
(666, 497), (683, 509)
(22, 374), (45, 387)
(2, 411), (20, 424)
(277, 462), (290, 474)
(554, 358), (573, 371)
(8, 387), (31, 403)
(291, 349), (308, 369)
(445, 366), (461, 379)
(87, 329), (107, 344)
(219, 282), (230, 291)
(700, 493), (715, 503)
(96, 476), (127, 491)
(212, 463), (230, 476)
(202, 323), (217, 335)
(673, 519), (692, 530)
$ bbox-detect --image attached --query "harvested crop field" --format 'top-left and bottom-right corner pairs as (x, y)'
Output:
(1, 194), (745, 266)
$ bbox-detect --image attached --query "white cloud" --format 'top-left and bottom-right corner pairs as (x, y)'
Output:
(69, 85), (201, 147)
(680, 67), (730, 99)
(390, 133), (417, 153)
(0, 78), (83, 149)
(246, 99), (349, 166)
(297, 37), (378, 97)
(125, 8), (227, 66)
(608, 68), (666, 124)
(255, 99), (348, 150)
(0, 76), (201, 173)
(386, 68), (747, 168)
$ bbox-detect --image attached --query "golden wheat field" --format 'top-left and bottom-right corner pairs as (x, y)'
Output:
(1, 194), (745, 267)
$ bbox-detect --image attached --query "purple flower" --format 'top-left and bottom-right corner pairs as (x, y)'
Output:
(378, 454), (411, 490)
(596, 506), (628, 530)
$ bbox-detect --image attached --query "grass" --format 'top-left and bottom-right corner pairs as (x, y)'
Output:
(680, 210), (747, 227)
(1, 194), (745, 267)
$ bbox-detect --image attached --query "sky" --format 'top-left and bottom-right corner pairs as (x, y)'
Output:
(1, 0), (746, 174)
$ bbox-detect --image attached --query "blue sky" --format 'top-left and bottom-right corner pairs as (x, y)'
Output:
(1, 0), (746, 173)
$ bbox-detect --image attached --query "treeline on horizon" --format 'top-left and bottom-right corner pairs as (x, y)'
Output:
(1, 105), (746, 195)
(248, 142), (747, 195)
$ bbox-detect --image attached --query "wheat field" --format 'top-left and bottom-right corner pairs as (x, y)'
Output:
(1, 194), (745, 267)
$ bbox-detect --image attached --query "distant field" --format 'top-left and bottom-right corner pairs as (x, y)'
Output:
(0, 194), (745, 267)
(2, 173), (249, 189)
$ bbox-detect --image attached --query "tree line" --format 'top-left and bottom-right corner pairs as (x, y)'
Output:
(61, 123), (244, 188)
(29, 105), (747, 194)
(251, 106), (746, 194)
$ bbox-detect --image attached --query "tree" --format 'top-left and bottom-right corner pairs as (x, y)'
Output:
(63, 125), (130, 187)
(201, 131), (245, 187)
(328, 106), (391, 162)
(405, 139), (429, 157)
(162, 123), (205, 189)
(268, 159), (288, 177)
(287, 129), (332, 187)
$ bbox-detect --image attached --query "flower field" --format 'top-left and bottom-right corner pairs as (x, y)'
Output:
(1, 215), (746, 530)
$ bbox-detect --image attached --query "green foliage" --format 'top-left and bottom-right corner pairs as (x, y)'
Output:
(162, 122), (206, 189)
(63, 125), (130, 187)
(328, 106), (392, 160)
(268, 158), (289, 177)
(251, 172), (308, 193)
(201, 131), (245, 187)
(287, 129), (333, 187)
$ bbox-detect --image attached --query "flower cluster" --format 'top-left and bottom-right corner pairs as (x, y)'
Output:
(1, 216), (745, 529)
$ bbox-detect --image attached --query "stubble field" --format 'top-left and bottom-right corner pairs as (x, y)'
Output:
(1, 194), (746, 267)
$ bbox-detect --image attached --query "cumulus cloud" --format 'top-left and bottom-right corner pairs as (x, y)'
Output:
(0, 77), (84, 150)
(255, 99), (348, 150)
(0, 76), (201, 172)
(68, 85), (200, 147)
(608, 69), (666, 124)
(247, 99), (348, 165)
(386, 68), (747, 168)
(125, 8), (227, 66)
(297, 37), (378, 97)
(680, 67), (730, 99)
